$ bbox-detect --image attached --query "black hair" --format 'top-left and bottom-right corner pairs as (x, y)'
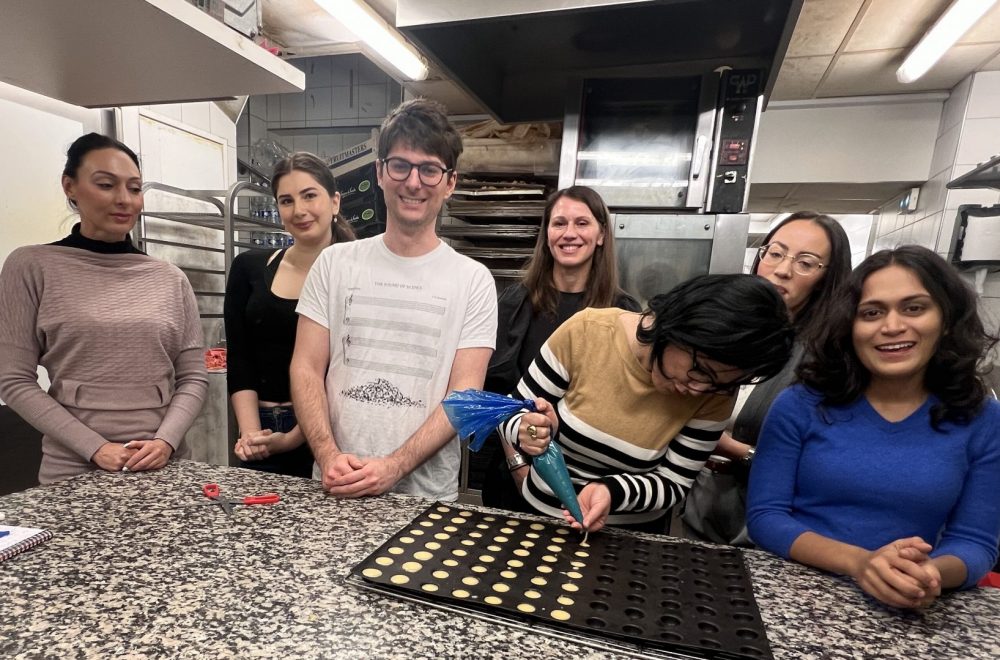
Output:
(753, 211), (852, 340)
(798, 245), (998, 427)
(377, 98), (463, 170)
(63, 132), (140, 179)
(637, 274), (795, 387)
(271, 152), (356, 245)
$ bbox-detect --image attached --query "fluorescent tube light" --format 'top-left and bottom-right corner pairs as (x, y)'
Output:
(314, 0), (429, 81)
(896, 0), (999, 83)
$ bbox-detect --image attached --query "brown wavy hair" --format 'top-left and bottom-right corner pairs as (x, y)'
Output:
(271, 152), (356, 244)
(522, 186), (623, 317)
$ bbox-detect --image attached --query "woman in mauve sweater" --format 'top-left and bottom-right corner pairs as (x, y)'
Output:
(0, 133), (207, 484)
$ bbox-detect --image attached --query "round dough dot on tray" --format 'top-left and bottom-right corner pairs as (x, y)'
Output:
(460, 511), (474, 517)
(432, 570), (449, 579)
(436, 506), (450, 512)
(493, 583), (510, 593)
(428, 513), (442, 520)
(531, 576), (548, 586)
(513, 549), (530, 557)
(484, 596), (502, 605)
(451, 518), (466, 525)
(452, 589), (470, 598)
(362, 568), (382, 578)
(500, 570), (517, 579)
(505, 520), (520, 526)
(570, 561), (585, 569)
(413, 551), (433, 561)
(471, 565), (487, 573)
(476, 524), (489, 530)
(546, 545), (561, 553)
(557, 595), (575, 606)
(442, 559), (459, 567)
(555, 529), (569, 535)
(444, 526), (458, 533)
(388, 547), (404, 555)
(425, 542), (441, 550)
(551, 537), (566, 544)
(526, 532), (540, 539)
(461, 540), (475, 547)
(422, 583), (439, 592)
(401, 562), (423, 573)
(561, 583), (579, 592)
(462, 577), (479, 586)
(494, 536), (509, 543)
(469, 532), (483, 538)
(542, 555), (557, 563)
(479, 555), (495, 563)
(507, 559), (524, 568)
(566, 571), (583, 579)
(536, 565), (553, 574)
(483, 516), (496, 522)
(520, 540), (535, 548)
(487, 545), (502, 552)
(550, 610), (571, 621)
(524, 590), (541, 599)
(500, 528), (515, 535)
(410, 530), (424, 536)
(434, 533), (450, 540)
(400, 537), (414, 544)
(419, 521), (433, 527)
(452, 549), (468, 557)
(375, 557), (393, 566)
(574, 551), (589, 558)
(529, 523), (545, 531)
(390, 575), (409, 585)
(517, 603), (536, 613)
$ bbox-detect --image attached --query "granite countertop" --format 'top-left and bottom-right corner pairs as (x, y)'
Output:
(1, 460), (999, 659)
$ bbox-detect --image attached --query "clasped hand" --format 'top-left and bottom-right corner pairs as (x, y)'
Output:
(320, 450), (403, 498)
(235, 429), (298, 462)
(92, 438), (173, 473)
(852, 536), (942, 609)
(517, 399), (559, 456)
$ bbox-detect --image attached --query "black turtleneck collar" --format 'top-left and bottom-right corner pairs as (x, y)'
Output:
(49, 223), (144, 255)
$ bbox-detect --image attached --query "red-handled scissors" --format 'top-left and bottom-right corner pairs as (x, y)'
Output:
(199, 483), (280, 516)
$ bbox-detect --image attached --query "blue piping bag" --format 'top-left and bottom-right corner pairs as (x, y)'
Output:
(442, 389), (585, 527)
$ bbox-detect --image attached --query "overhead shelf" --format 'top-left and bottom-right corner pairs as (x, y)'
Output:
(0, 0), (304, 107)
(948, 154), (1000, 191)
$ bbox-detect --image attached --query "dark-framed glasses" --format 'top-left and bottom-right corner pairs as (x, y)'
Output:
(686, 348), (753, 395)
(380, 157), (454, 186)
(757, 244), (825, 276)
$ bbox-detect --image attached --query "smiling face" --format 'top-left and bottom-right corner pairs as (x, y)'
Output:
(852, 264), (943, 388)
(376, 143), (456, 231)
(62, 148), (143, 242)
(276, 169), (339, 246)
(756, 220), (831, 318)
(546, 196), (605, 273)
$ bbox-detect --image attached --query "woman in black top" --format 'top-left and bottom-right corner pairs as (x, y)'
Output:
(224, 152), (355, 477)
(482, 185), (639, 510)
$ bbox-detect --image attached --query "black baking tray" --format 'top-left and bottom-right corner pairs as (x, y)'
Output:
(351, 503), (772, 660)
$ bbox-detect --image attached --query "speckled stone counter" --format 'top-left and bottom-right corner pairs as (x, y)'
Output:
(1, 461), (998, 659)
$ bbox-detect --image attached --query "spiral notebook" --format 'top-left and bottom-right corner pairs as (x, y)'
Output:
(0, 525), (53, 562)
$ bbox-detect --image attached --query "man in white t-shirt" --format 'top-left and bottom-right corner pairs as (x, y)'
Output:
(292, 98), (498, 501)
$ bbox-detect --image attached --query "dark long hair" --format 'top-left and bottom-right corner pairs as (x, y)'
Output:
(637, 274), (795, 386)
(753, 211), (852, 340)
(271, 152), (356, 244)
(522, 186), (624, 317)
(798, 245), (998, 427)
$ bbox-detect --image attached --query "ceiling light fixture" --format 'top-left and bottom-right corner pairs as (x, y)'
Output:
(314, 0), (429, 81)
(896, 0), (998, 83)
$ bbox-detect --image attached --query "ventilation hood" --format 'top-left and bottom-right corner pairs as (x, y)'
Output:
(396, 0), (802, 123)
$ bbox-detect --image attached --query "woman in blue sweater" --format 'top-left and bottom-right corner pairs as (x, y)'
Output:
(747, 245), (1000, 609)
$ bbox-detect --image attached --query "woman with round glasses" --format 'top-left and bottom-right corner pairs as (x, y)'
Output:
(482, 186), (640, 512)
(748, 246), (1000, 608)
(501, 273), (794, 533)
(682, 212), (851, 545)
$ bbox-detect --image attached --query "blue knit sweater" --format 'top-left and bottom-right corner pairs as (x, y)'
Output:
(747, 385), (1000, 590)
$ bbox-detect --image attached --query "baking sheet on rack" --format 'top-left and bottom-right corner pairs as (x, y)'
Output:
(350, 503), (772, 660)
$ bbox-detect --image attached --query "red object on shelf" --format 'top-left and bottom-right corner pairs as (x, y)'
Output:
(978, 572), (1000, 588)
(204, 348), (227, 372)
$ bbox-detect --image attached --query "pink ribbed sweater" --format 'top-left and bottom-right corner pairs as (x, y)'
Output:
(0, 245), (208, 483)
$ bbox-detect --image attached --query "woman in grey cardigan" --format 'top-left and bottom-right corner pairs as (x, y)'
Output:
(0, 133), (207, 484)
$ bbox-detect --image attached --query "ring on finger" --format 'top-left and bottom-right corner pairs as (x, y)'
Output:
(527, 424), (538, 439)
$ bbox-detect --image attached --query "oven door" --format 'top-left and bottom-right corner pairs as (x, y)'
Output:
(560, 74), (719, 211)
(613, 213), (749, 306)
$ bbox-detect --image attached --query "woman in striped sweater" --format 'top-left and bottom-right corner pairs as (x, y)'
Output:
(501, 274), (794, 533)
